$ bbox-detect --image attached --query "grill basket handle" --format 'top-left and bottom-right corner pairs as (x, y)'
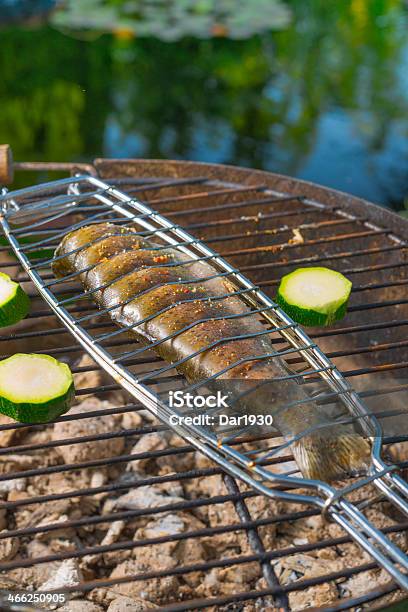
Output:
(0, 145), (13, 185)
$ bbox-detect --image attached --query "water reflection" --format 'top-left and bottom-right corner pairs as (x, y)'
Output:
(0, 0), (407, 209)
(53, 0), (292, 40)
(0, 0), (56, 26)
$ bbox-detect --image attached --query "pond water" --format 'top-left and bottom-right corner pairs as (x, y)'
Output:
(1, 0), (407, 210)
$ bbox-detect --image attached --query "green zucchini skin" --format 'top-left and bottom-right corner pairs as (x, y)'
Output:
(0, 273), (30, 327)
(276, 291), (349, 327)
(0, 383), (75, 423)
(276, 267), (352, 327)
(0, 354), (75, 423)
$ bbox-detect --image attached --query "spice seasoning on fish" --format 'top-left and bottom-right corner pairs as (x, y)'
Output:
(53, 222), (371, 482)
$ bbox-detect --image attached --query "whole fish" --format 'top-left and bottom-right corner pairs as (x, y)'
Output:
(53, 222), (371, 481)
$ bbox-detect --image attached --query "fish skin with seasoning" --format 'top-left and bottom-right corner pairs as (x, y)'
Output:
(53, 222), (371, 482)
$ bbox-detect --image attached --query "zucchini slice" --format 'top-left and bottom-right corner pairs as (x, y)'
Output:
(0, 354), (75, 423)
(0, 272), (30, 327)
(276, 267), (352, 327)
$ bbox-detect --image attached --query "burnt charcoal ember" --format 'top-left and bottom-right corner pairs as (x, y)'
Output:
(84, 520), (126, 567)
(0, 414), (28, 448)
(52, 398), (125, 463)
(288, 582), (339, 610)
(59, 602), (104, 612)
(0, 453), (41, 475)
(73, 354), (106, 399)
(38, 559), (82, 606)
(107, 596), (158, 611)
(126, 432), (169, 473)
(109, 558), (179, 604)
(0, 384), (405, 609)
(115, 485), (184, 511)
(0, 531), (19, 562)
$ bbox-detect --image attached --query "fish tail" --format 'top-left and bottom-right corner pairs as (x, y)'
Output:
(291, 430), (371, 481)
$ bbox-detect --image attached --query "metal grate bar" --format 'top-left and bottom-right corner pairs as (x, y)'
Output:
(0, 460), (290, 513)
(13, 212), (352, 241)
(0, 512), (405, 589)
(154, 581), (399, 612)
(15, 255), (408, 284)
(222, 472), (291, 610)
(18, 555), (397, 602)
(22, 226), (389, 269)
(1, 316), (407, 350)
(0, 168), (408, 609)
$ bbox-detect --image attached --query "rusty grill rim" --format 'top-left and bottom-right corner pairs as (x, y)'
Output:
(94, 158), (408, 243)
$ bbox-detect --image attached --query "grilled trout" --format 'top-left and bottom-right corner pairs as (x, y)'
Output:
(53, 222), (371, 481)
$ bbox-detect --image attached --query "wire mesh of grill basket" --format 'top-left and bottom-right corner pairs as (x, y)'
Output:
(0, 158), (407, 610)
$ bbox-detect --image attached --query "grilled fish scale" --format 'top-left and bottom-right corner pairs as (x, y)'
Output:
(53, 222), (371, 481)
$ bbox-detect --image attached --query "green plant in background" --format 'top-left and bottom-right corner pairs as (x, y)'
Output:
(0, 0), (407, 208)
(52, 0), (292, 40)
(106, 0), (407, 174)
(0, 27), (111, 164)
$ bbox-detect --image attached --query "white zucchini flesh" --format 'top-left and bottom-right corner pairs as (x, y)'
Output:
(0, 354), (70, 403)
(276, 267), (352, 326)
(0, 354), (74, 423)
(0, 279), (16, 304)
